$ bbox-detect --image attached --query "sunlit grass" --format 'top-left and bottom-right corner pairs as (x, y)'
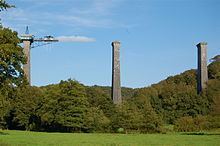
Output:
(0, 130), (220, 146)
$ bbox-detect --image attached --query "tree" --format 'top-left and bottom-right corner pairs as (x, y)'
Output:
(0, 0), (14, 25)
(86, 86), (114, 118)
(84, 107), (110, 132)
(0, 28), (26, 128)
(208, 61), (220, 79)
(0, 1), (24, 87)
(111, 102), (143, 133)
(130, 95), (162, 133)
(0, 0), (14, 12)
(0, 1), (26, 129)
(39, 79), (89, 132)
(12, 86), (43, 130)
(0, 27), (26, 87)
(0, 91), (9, 128)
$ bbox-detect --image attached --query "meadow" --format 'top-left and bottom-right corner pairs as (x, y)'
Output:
(0, 130), (220, 146)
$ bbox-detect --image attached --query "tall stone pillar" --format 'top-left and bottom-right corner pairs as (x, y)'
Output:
(112, 41), (122, 104)
(23, 40), (32, 84)
(197, 42), (208, 94)
(21, 31), (33, 84)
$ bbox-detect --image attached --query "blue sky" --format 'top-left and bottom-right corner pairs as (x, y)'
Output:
(1, 0), (219, 88)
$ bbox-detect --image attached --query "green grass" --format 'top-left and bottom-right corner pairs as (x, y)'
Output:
(0, 130), (220, 146)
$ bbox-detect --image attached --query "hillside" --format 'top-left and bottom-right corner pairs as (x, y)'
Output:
(132, 60), (220, 123)
(0, 59), (219, 133)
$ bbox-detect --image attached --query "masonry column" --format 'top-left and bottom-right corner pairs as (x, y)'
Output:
(21, 28), (33, 84)
(112, 41), (122, 104)
(197, 42), (208, 94)
(23, 40), (32, 83)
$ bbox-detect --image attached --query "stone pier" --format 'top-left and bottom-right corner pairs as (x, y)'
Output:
(197, 42), (208, 94)
(111, 41), (122, 104)
(21, 34), (33, 84)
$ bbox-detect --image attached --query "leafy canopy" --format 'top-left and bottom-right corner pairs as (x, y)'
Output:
(0, 27), (26, 87)
(0, 0), (14, 11)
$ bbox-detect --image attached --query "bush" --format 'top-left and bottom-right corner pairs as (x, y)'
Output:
(206, 115), (220, 129)
(174, 116), (195, 132)
(194, 115), (208, 131)
(174, 116), (208, 132)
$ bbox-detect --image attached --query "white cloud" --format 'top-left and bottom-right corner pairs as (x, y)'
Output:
(56, 36), (96, 42)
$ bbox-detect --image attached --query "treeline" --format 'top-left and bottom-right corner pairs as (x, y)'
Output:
(0, 79), (162, 133)
(133, 60), (220, 132)
(0, 60), (219, 133)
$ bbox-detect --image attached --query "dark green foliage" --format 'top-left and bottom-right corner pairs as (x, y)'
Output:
(86, 86), (114, 118)
(86, 86), (135, 101)
(0, 0), (13, 26)
(206, 78), (220, 116)
(206, 115), (220, 129)
(206, 60), (220, 117)
(2, 79), (161, 133)
(121, 87), (135, 99)
(174, 116), (208, 132)
(0, 27), (26, 87)
(174, 116), (196, 132)
(1, 0), (220, 133)
(55, 80), (88, 132)
(174, 115), (220, 132)
(4, 59), (216, 133)
(130, 94), (162, 133)
(133, 66), (219, 124)
(0, 90), (9, 128)
(0, 32), (219, 132)
(111, 102), (144, 133)
(39, 79), (89, 132)
(84, 107), (110, 132)
(208, 61), (220, 79)
(159, 83), (210, 123)
(0, 7), (219, 132)
(0, 60), (219, 133)
(83, 86), (113, 132)
(112, 98), (162, 133)
(0, 26), (26, 128)
(12, 86), (43, 130)
(0, 0), (14, 12)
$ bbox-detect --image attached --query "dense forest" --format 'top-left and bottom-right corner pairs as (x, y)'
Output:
(0, 1), (219, 133)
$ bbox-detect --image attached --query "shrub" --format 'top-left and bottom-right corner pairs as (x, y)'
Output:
(194, 115), (208, 131)
(174, 116), (195, 132)
(206, 115), (220, 129)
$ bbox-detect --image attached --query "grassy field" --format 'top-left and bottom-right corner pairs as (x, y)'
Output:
(0, 130), (220, 146)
